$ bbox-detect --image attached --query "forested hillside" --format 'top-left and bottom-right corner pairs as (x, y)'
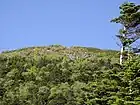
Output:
(0, 45), (140, 105)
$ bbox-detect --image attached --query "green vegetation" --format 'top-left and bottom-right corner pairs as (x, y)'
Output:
(0, 45), (140, 105)
(111, 2), (140, 64)
(0, 2), (140, 105)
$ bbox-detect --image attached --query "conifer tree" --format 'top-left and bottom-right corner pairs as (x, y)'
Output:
(111, 2), (140, 64)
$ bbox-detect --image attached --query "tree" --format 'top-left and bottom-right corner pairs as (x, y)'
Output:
(111, 2), (140, 64)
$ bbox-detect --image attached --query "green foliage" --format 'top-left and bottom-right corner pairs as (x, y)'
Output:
(111, 2), (140, 47)
(0, 45), (140, 105)
(111, 2), (140, 28)
(111, 2), (140, 65)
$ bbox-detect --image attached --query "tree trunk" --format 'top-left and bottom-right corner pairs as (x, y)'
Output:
(120, 26), (126, 65)
(120, 46), (124, 65)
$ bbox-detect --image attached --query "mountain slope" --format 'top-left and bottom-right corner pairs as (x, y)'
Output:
(0, 45), (139, 105)
(1, 45), (119, 63)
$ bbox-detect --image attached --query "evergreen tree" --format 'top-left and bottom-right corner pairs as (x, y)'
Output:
(111, 2), (140, 64)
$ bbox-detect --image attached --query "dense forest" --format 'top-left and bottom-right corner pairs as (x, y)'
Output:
(0, 2), (140, 105)
(0, 45), (140, 105)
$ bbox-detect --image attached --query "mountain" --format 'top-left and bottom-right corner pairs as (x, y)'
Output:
(0, 45), (139, 105)
(1, 45), (119, 62)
